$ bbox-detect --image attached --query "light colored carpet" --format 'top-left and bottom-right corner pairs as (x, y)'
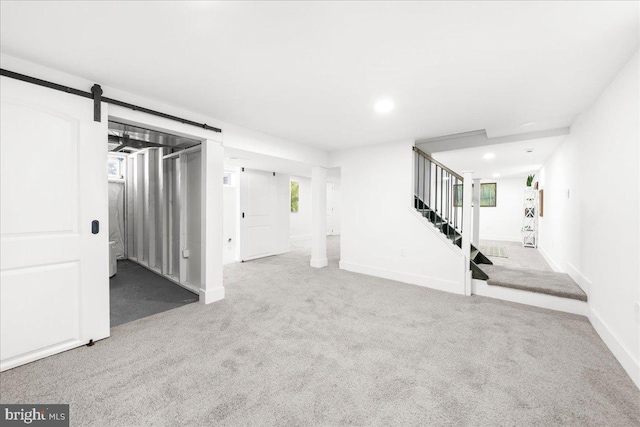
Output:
(481, 264), (588, 302)
(480, 239), (554, 272)
(1, 236), (637, 426)
(479, 245), (508, 258)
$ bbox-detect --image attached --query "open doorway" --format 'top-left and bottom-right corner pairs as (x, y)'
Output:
(107, 121), (200, 326)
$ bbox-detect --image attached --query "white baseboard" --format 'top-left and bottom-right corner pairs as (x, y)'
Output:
(472, 279), (588, 316)
(289, 234), (311, 242)
(565, 262), (592, 296)
(479, 235), (521, 243)
(310, 258), (328, 268)
(339, 260), (464, 295)
(537, 246), (562, 272)
(200, 286), (225, 304)
(1, 339), (86, 372)
(589, 308), (640, 389)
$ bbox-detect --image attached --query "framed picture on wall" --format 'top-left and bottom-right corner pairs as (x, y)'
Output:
(453, 183), (497, 207)
(539, 189), (544, 217)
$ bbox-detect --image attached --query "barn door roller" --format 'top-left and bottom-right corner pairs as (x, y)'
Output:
(0, 68), (222, 132)
(91, 84), (102, 122)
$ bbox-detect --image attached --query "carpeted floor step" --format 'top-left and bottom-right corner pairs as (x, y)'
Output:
(479, 264), (587, 302)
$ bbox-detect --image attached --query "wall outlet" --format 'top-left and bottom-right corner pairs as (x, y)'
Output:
(400, 247), (405, 257)
(182, 249), (190, 258)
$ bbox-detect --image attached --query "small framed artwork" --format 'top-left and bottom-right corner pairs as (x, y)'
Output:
(539, 189), (544, 217)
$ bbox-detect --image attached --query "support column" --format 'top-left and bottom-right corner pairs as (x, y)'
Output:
(461, 171), (474, 296)
(472, 178), (481, 247)
(200, 139), (225, 304)
(311, 166), (328, 268)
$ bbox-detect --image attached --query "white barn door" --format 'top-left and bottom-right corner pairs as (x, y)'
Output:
(239, 169), (277, 261)
(0, 77), (109, 371)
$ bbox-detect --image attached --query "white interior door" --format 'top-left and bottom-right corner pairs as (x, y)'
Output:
(239, 169), (276, 261)
(0, 77), (109, 371)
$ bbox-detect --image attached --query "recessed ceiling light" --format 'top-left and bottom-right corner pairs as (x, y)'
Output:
(521, 122), (536, 127)
(492, 173), (501, 178)
(374, 99), (394, 114)
(483, 153), (495, 160)
(525, 148), (534, 153)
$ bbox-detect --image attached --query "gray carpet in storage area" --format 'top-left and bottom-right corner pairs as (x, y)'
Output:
(1, 237), (638, 426)
(481, 264), (588, 302)
(110, 260), (199, 327)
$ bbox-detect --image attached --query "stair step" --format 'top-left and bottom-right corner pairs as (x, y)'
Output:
(479, 265), (587, 302)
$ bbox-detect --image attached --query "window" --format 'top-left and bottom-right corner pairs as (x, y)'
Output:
(290, 181), (299, 212)
(453, 183), (497, 207)
(107, 157), (124, 180)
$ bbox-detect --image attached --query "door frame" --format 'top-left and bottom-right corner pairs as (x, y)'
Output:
(108, 105), (225, 305)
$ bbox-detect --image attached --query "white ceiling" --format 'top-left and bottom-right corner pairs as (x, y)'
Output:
(1, 2), (638, 151)
(431, 136), (566, 180)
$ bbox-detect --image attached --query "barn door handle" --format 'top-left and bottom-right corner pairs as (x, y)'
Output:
(91, 220), (99, 234)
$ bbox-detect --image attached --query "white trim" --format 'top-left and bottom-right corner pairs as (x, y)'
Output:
(147, 150), (156, 269)
(565, 262), (592, 296)
(339, 260), (464, 295)
(589, 308), (640, 389)
(310, 258), (328, 268)
(162, 145), (202, 160)
(200, 286), (225, 305)
(537, 245), (562, 272)
(479, 234), (521, 243)
(472, 279), (588, 316)
(134, 153), (144, 261)
(178, 152), (188, 285)
(1, 339), (85, 372)
(159, 148), (168, 275)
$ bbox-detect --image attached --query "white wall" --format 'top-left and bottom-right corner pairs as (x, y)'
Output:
(223, 170), (238, 264)
(274, 173), (291, 254)
(538, 51), (639, 387)
(332, 140), (465, 294)
(290, 176), (341, 240)
(478, 177), (527, 242)
(0, 53), (328, 170)
(327, 182), (341, 236)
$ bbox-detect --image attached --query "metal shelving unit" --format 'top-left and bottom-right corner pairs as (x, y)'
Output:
(523, 188), (538, 248)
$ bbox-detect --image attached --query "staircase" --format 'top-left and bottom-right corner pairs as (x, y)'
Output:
(413, 147), (492, 280)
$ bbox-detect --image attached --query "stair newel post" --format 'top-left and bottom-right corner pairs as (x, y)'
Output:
(461, 171), (474, 296)
(472, 178), (481, 247)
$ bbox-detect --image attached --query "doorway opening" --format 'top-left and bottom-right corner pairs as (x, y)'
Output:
(107, 121), (201, 326)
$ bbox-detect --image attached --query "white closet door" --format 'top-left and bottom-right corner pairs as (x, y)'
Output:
(0, 77), (109, 371)
(239, 169), (277, 261)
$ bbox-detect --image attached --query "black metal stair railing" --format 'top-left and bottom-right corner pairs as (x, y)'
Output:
(412, 147), (493, 280)
(413, 146), (463, 242)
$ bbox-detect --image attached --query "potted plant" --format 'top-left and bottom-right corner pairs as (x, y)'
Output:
(526, 174), (535, 187)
